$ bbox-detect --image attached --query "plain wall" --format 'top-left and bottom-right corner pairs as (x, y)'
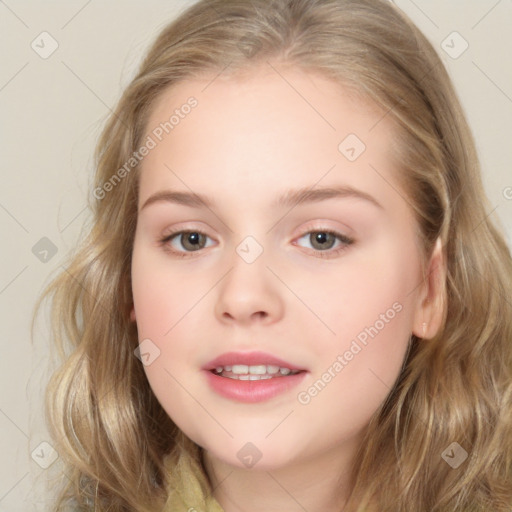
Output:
(0, 1), (510, 510)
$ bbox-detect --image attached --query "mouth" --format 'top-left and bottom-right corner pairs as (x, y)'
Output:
(203, 351), (307, 403)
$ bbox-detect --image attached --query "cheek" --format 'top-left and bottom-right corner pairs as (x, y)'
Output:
(131, 244), (207, 340)
(131, 242), (213, 412)
(294, 311), (411, 453)
(290, 237), (420, 346)
(292, 237), (420, 408)
(131, 245), (207, 435)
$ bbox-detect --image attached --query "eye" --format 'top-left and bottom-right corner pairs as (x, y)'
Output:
(295, 229), (354, 257)
(159, 228), (353, 258)
(161, 230), (215, 254)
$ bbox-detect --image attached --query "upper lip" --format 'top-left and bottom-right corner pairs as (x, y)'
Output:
(203, 351), (305, 371)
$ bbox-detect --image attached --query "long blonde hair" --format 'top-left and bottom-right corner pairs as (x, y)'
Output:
(39, 0), (512, 510)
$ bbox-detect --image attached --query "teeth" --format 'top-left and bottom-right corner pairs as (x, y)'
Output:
(232, 364), (249, 374)
(249, 365), (266, 374)
(213, 364), (300, 378)
(225, 374), (276, 380)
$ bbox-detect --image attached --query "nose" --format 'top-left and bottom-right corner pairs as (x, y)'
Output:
(214, 250), (285, 326)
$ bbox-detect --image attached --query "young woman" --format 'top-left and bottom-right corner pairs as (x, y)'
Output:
(41, 0), (512, 510)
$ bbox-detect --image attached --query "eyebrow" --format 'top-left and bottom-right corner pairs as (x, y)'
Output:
(140, 185), (383, 211)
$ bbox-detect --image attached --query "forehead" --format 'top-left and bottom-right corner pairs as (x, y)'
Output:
(138, 65), (401, 209)
(145, 64), (389, 146)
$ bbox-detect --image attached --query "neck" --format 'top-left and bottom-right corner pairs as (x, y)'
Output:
(202, 442), (357, 512)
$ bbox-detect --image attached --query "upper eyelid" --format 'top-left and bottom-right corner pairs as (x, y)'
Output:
(162, 224), (351, 238)
(162, 219), (352, 237)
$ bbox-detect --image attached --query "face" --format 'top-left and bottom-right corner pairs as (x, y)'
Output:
(131, 65), (429, 472)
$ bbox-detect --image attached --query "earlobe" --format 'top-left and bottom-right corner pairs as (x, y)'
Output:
(412, 237), (446, 339)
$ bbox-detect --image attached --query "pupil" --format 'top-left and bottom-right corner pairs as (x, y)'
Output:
(312, 232), (334, 250)
(182, 232), (203, 251)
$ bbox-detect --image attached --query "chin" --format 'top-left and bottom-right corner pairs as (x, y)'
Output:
(200, 436), (301, 472)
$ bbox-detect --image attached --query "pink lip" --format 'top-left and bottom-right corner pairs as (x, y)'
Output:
(202, 351), (307, 403)
(202, 351), (304, 371)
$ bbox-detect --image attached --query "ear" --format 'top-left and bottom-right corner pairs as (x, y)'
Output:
(412, 237), (446, 339)
(130, 306), (136, 322)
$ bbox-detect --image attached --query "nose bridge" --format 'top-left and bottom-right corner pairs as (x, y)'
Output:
(214, 235), (284, 324)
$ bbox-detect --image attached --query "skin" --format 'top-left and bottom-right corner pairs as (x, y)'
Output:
(131, 63), (444, 511)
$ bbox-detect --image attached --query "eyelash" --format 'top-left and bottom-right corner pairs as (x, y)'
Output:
(159, 228), (354, 259)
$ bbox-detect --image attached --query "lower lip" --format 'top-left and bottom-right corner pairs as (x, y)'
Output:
(204, 370), (307, 403)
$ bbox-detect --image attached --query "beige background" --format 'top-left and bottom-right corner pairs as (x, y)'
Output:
(0, 1), (511, 510)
